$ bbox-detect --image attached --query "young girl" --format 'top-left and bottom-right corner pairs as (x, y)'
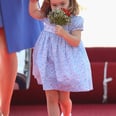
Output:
(29, 0), (93, 116)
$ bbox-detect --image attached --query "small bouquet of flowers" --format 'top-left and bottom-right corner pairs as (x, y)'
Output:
(48, 8), (71, 26)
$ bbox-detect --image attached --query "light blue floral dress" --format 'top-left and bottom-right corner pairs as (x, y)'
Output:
(33, 16), (93, 92)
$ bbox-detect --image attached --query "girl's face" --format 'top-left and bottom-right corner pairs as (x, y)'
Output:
(50, 0), (69, 11)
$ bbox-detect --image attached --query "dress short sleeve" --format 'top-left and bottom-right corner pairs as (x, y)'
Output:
(0, 0), (43, 53)
(69, 16), (84, 32)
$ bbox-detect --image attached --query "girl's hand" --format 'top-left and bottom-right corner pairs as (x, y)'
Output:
(55, 25), (67, 38)
(55, 25), (81, 47)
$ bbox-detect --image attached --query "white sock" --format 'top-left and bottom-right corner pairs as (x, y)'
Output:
(0, 112), (3, 116)
(61, 113), (72, 116)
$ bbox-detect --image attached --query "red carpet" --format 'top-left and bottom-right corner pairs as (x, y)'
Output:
(10, 104), (116, 116)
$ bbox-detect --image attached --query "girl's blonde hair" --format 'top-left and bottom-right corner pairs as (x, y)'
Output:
(41, 0), (80, 17)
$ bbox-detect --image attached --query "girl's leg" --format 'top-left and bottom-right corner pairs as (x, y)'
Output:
(59, 91), (72, 116)
(0, 28), (18, 116)
(45, 90), (61, 116)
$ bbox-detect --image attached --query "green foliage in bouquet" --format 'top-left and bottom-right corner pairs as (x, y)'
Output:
(48, 8), (71, 26)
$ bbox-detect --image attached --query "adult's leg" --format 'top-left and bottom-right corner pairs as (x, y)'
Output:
(45, 90), (61, 116)
(59, 91), (72, 116)
(0, 28), (17, 116)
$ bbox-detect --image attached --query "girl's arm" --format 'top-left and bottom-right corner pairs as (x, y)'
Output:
(55, 25), (81, 47)
(29, 0), (44, 20)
